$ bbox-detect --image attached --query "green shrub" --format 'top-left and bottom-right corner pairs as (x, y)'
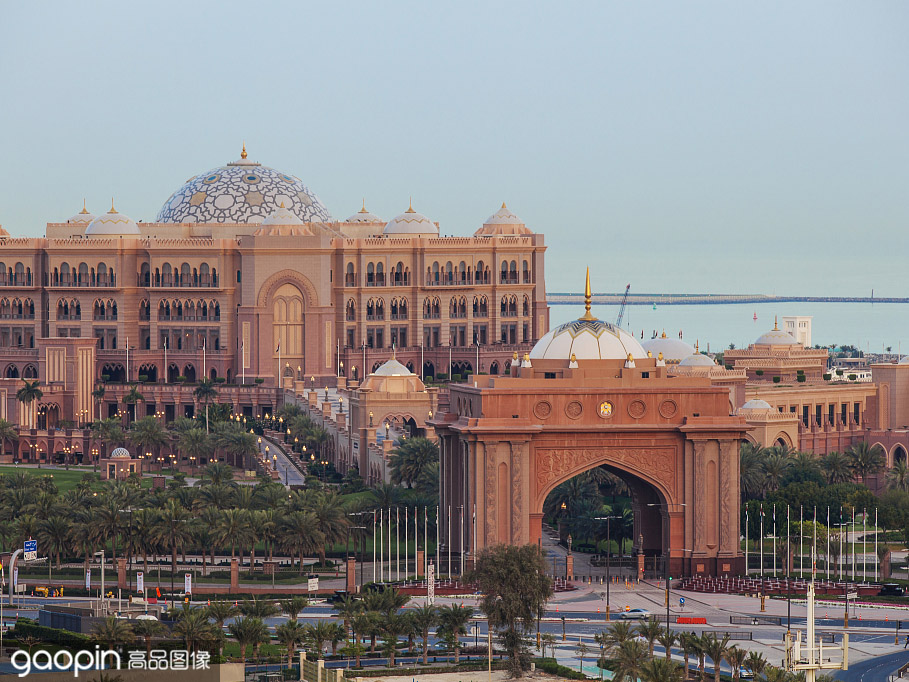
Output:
(214, 377), (226, 383)
(836, 369), (844, 376)
(436, 373), (449, 381)
(848, 374), (858, 381)
(823, 373), (831, 381)
(773, 376), (781, 383)
(138, 374), (148, 382)
(451, 373), (462, 382)
(176, 375), (187, 383)
(9, 619), (92, 647)
(755, 370), (764, 376)
(534, 658), (588, 680)
(255, 378), (265, 384)
(101, 374), (110, 382)
(797, 375), (807, 383)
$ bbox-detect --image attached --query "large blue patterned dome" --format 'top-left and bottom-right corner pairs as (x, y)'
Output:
(155, 146), (332, 224)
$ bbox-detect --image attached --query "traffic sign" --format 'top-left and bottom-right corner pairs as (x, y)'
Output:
(847, 591), (858, 601)
(24, 540), (37, 562)
(680, 597), (685, 606)
(307, 577), (319, 592)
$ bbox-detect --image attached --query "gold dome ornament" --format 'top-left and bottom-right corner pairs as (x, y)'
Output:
(580, 267), (596, 321)
(241, 142), (248, 160)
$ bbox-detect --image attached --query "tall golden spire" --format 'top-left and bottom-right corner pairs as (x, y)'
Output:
(406, 196), (415, 213)
(80, 198), (89, 215)
(109, 197), (116, 213)
(773, 315), (779, 330)
(501, 201), (507, 209)
(359, 198), (368, 213)
(580, 267), (596, 320)
(241, 142), (247, 160)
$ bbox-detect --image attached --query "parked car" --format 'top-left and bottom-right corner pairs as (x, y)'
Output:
(620, 608), (652, 620)
(740, 667), (754, 679)
(879, 583), (905, 597)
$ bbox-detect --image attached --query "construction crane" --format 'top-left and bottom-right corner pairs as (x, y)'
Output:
(615, 284), (631, 327)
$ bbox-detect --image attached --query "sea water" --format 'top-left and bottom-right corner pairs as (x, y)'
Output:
(548, 301), (909, 354)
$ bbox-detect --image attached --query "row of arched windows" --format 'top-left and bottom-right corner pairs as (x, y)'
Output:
(0, 298), (35, 319)
(4, 364), (38, 379)
(500, 294), (530, 317)
(93, 299), (117, 321)
(0, 262), (32, 286)
(156, 299), (221, 322)
(348, 294), (521, 321)
(347, 297), (411, 322)
(57, 298), (81, 320)
(347, 261), (412, 287)
(426, 260), (490, 286)
(141, 263), (218, 288)
(51, 262), (114, 287)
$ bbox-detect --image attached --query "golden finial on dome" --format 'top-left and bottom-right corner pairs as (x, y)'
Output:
(580, 267), (596, 321)
(695, 340), (699, 353)
(627, 353), (633, 361)
(501, 201), (507, 209)
(109, 198), (116, 214)
(359, 198), (368, 214)
(279, 201), (285, 209)
(658, 352), (664, 360)
(570, 353), (576, 362)
(241, 142), (247, 160)
(523, 353), (530, 362)
(647, 351), (653, 358)
(80, 198), (89, 215)
(773, 315), (779, 330)
(661, 330), (667, 338)
(406, 197), (415, 213)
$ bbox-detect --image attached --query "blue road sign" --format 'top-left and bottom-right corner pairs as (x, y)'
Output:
(679, 597), (685, 606)
(24, 540), (36, 553)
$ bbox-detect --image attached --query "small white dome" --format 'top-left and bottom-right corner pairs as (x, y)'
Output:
(898, 356), (909, 365)
(261, 203), (303, 225)
(67, 201), (95, 224)
(372, 358), (413, 376)
(530, 317), (646, 361)
(110, 447), (131, 459)
(384, 203), (438, 236)
(755, 319), (798, 346)
(641, 333), (695, 363)
(346, 201), (382, 223)
(475, 203), (532, 236)
(741, 399), (772, 410)
(679, 352), (716, 367)
(86, 204), (141, 238)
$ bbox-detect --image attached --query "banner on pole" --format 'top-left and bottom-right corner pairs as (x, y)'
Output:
(85, 569), (91, 590)
(137, 571), (144, 593)
(427, 562), (435, 605)
(13, 567), (19, 588)
(184, 573), (192, 594)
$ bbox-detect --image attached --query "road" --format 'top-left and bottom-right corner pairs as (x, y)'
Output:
(834, 650), (909, 682)
(259, 437), (306, 487)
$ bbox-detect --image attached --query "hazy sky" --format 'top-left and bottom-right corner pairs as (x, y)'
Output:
(1, 1), (906, 296)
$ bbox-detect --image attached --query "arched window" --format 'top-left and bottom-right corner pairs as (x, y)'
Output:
(162, 263), (173, 287)
(24, 298), (34, 319)
(431, 262), (440, 284)
(400, 298), (408, 317)
(366, 299), (375, 319)
(445, 261), (453, 284)
(140, 299), (150, 321)
(393, 262), (405, 286)
(500, 260), (508, 283)
(366, 263), (375, 286)
(522, 259), (530, 283)
(375, 262), (385, 286)
(375, 298), (385, 320)
(5, 365), (18, 378)
(459, 261), (467, 283)
(523, 295), (530, 317)
(180, 263), (191, 287)
(199, 263), (210, 286)
(22, 364), (37, 379)
(345, 262), (356, 287)
(139, 263), (150, 287)
(346, 299), (357, 322)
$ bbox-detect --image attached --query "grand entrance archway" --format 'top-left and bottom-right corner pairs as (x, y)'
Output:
(435, 361), (749, 577)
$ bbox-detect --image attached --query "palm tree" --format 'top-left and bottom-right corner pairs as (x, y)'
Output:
(612, 639), (647, 682)
(129, 416), (170, 463)
(91, 616), (134, 648)
(217, 508), (255, 563)
(820, 451), (852, 484)
(307, 491), (349, 565)
(202, 461), (233, 485)
(740, 442), (766, 499)
(37, 515), (70, 573)
(131, 619), (164, 656)
(304, 620), (336, 659)
(16, 380), (42, 428)
(276, 620), (306, 665)
(745, 651), (768, 679)
(436, 603), (474, 663)
(239, 596), (280, 619)
(281, 596), (310, 623)
(657, 628), (678, 660)
(410, 604), (437, 665)
(379, 613), (408, 667)
(576, 640), (590, 674)
(228, 616), (267, 662)
(726, 646), (749, 681)
(678, 631), (698, 674)
(641, 657), (685, 682)
(635, 618), (663, 657)
(152, 499), (194, 593)
(211, 422), (258, 469)
(173, 605), (216, 654)
(389, 437), (439, 488)
(122, 384), (145, 423)
(0, 418), (19, 459)
(761, 450), (791, 493)
(177, 428), (210, 472)
(541, 632), (557, 660)
(702, 633), (731, 682)
(846, 442), (885, 484)
(350, 612), (376, 665)
(887, 459), (909, 491)
(207, 600), (239, 631)
(91, 417), (126, 458)
(279, 511), (325, 572)
(193, 378), (218, 433)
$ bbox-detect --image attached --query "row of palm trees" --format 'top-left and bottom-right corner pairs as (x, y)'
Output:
(580, 619), (799, 682)
(741, 442), (888, 501)
(89, 588), (477, 667)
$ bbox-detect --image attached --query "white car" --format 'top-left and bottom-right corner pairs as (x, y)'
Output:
(620, 608), (652, 620)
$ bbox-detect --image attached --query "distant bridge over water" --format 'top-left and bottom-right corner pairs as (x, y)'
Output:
(548, 293), (909, 305)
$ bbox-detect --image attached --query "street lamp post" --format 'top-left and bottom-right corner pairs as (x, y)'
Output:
(594, 515), (619, 620)
(647, 502), (687, 632)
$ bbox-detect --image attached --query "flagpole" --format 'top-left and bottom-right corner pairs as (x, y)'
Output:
(826, 506), (831, 580)
(813, 505), (817, 578)
(447, 504), (452, 579)
(404, 505), (409, 582)
(760, 504), (764, 578)
(851, 507), (856, 580)
(379, 508), (383, 583)
(799, 505), (803, 577)
(875, 508), (879, 582)
(863, 508), (867, 582)
(164, 336), (168, 385)
(396, 507), (400, 582)
(745, 508), (749, 575)
(773, 505), (777, 578)
(373, 510), (377, 585)
(241, 340), (245, 385)
(787, 506), (790, 576)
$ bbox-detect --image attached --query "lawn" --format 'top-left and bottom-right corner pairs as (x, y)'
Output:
(0, 465), (101, 493)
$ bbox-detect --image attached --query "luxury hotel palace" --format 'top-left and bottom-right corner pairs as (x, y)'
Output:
(0, 146), (547, 462)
